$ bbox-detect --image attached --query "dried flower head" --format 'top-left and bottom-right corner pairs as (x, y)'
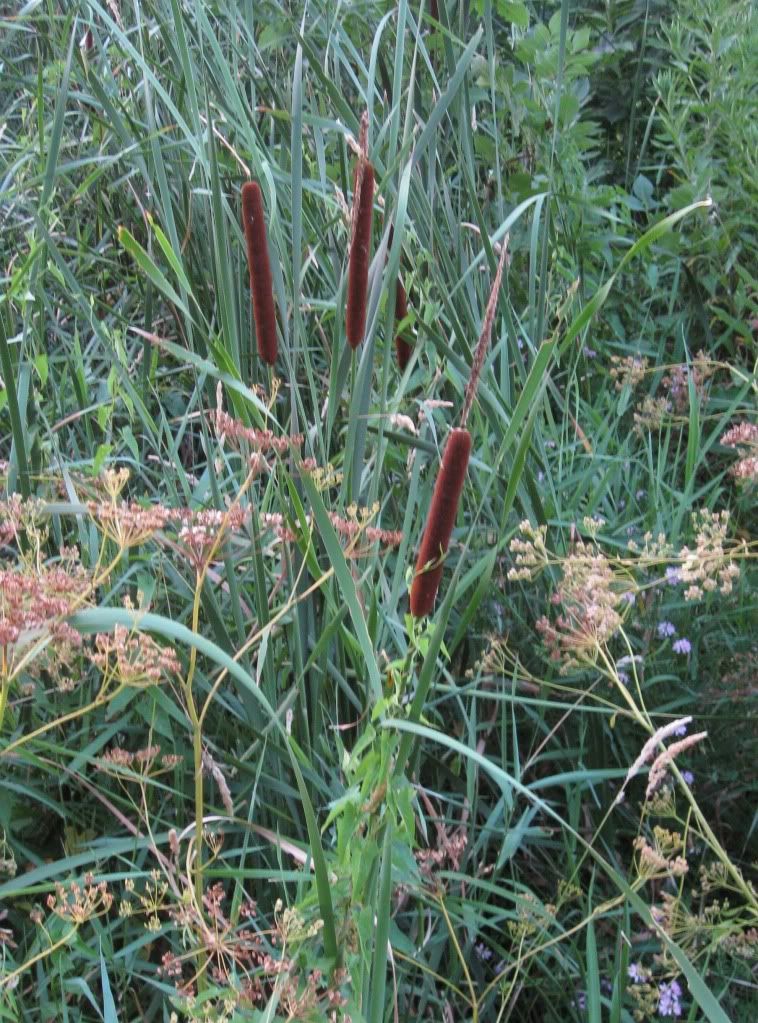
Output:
(91, 625), (181, 687)
(212, 409), (303, 456)
(676, 509), (741, 600)
(610, 354), (648, 390)
(721, 421), (758, 485)
(535, 538), (625, 671)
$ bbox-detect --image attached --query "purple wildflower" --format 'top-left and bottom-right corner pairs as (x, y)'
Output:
(673, 722), (688, 737)
(621, 591), (636, 606)
(682, 770), (694, 785)
(628, 963), (644, 983)
(584, 346), (597, 359)
(657, 621), (676, 638)
(658, 979), (683, 1017)
(672, 638), (691, 655)
(666, 567), (682, 585)
(618, 670), (630, 686)
(475, 942), (493, 962)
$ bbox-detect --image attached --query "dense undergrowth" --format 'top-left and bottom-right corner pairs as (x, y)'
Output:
(0, 1), (756, 1020)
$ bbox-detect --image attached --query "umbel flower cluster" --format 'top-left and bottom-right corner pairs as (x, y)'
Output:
(508, 512), (745, 672)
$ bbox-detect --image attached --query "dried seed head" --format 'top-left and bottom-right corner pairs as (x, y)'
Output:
(346, 159), (375, 349)
(241, 181), (278, 365)
(410, 428), (472, 617)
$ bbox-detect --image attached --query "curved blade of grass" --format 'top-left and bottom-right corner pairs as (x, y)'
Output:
(117, 226), (191, 320)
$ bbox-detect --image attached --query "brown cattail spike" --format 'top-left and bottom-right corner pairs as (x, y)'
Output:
(346, 159), (375, 349)
(241, 181), (278, 365)
(395, 278), (412, 370)
(410, 427), (472, 617)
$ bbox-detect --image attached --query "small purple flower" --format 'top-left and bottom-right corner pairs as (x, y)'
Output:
(673, 722), (688, 737)
(628, 963), (644, 983)
(666, 567), (682, 585)
(682, 770), (694, 785)
(657, 621), (676, 638)
(517, 337), (524, 350)
(537, 470), (545, 483)
(575, 991), (587, 1011)
(618, 670), (630, 686)
(672, 638), (691, 655)
(658, 979), (683, 1017)
(621, 591), (636, 606)
(474, 941), (493, 962)
(584, 346), (597, 359)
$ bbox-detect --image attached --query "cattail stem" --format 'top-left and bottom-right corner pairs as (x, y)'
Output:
(461, 237), (508, 427)
(346, 158), (375, 349)
(241, 181), (277, 365)
(395, 277), (412, 370)
(410, 428), (472, 617)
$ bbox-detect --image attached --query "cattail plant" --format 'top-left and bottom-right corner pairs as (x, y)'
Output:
(241, 180), (277, 365)
(395, 277), (412, 371)
(410, 239), (508, 617)
(387, 222), (412, 370)
(346, 113), (374, 349)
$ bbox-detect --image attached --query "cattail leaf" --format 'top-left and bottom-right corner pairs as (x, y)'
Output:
(117, 226), (191, 319)
(411, 27), (483, 173)
(299, 473), (384, 706)
(368, 822), (394, 1023)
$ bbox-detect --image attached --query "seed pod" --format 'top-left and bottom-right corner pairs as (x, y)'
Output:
(241, 180), (277, 365)
(346, 159), (375, 349)
(410, 427), (471, 617)
(395, 277), (412, 371)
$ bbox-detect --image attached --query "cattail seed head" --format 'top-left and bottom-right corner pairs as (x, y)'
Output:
(410, 427), (472, 617)
(395, 277), (412, 371)
(346, 159), (375, 349)
(241, 180), (278, 365)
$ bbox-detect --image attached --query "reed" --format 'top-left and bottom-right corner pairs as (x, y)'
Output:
(241, 180), (278, 365)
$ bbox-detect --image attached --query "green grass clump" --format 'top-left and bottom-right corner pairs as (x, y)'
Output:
(0, 1), (755, 1020)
